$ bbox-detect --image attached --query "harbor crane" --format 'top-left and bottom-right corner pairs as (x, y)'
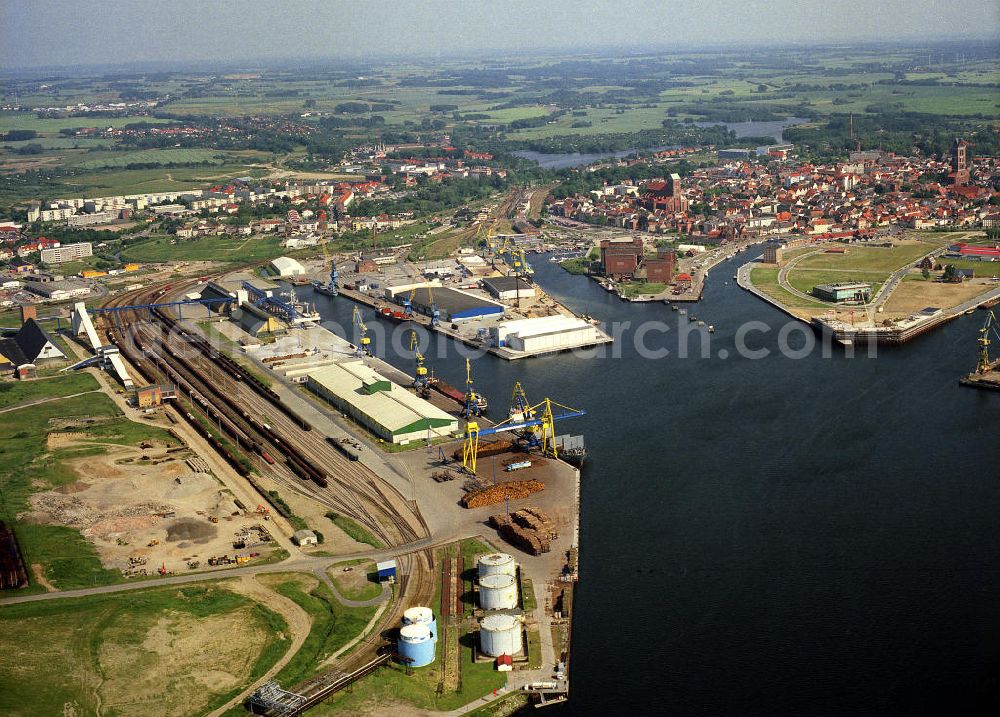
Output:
(427, 285), (440, 327)
(975, 310), (998, 374)
(353, 306), (372, 356)
(462, 397), (586, 474)
(321, 236), (338, 296)
(461, 357), (488, 418)
(409, 329), (430, 397)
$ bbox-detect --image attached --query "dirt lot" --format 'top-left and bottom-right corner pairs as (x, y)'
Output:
(26, 437), (281, 576)
(882, 278), (994, 318)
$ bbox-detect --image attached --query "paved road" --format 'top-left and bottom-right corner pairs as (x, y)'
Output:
(0, 534), (458, 607)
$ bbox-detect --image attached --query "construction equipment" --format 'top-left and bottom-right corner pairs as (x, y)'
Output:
(975, 310), (997, 374)
(462, 358), (488, 418)
(409, 329), (430, 397)
(353, 306), (372, 356)
(461, 396), (585, 474)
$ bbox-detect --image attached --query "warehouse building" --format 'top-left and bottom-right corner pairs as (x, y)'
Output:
(812, 282), (872, 304)
(306, 361), (459, 444)
(232, 302), (284, 336)
(197, 281), (237, 313)
(481, 276), (536, 302)
(490, 315), (599, 354)
(402, 286), (504, 323)
(269, 256), (306, 277)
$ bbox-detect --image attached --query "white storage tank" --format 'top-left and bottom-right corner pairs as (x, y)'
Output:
(479, 573), (518, 610)
(477, 552), (516, 579)
(479, 613), (523, 657)
(398, 623), (435, 667)
(402, 606), (437, 640)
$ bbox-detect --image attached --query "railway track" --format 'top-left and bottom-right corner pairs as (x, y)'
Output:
(99, 280), (428, 548)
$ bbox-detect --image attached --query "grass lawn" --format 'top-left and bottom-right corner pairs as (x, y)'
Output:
(749, 267), (832, 310)
(0, 371), (99, 410)
(0, 389), (179, 592)
(329, 559), (383, 601)
(621, 282), (667, 298)
(794, 242), (935, 272)
(122, 234), (286, 263)
(326, 512), (384, 549)
(257, 573), (378, 688)
(784, 269), (887, 299)
(0, 582), (288, 717)
(558, 257), (590, 275)
(942, 259), (1000, 279)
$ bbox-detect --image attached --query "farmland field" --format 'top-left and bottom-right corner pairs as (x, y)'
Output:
(0, 583), (288, 717)
(121, 234), (287, 263)
(69, 147), (226, 170)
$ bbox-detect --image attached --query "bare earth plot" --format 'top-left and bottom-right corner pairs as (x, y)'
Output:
(881, 280), (995, 318)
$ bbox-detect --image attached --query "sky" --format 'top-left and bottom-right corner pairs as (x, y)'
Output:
(2, 0), (999, 69)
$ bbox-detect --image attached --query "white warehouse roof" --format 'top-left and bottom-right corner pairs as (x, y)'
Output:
(306, 361), (458, 443)
(270, 256), (306, 277)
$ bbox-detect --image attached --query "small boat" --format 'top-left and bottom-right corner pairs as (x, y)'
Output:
(671, 305), (678, 311)
(697, 320), (706, 327)
(708, 325), (715, 333)
(689, 315), (697, 322)
(679, 308), (687, 315)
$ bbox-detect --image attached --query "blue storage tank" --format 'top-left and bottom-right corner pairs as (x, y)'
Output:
(398, 623), (435, 667)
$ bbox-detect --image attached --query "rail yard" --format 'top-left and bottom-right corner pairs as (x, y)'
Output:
(21, 261), (585, 714)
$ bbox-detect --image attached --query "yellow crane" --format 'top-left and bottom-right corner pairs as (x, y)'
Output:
(409, 329), (430, 396)
(976, 310), (996, 374)
(460, 396), (586, 474)
(353, 306), (371, 356)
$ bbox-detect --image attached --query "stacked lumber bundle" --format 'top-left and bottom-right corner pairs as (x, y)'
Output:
(489, 513), (549, 555)
(461, 479), (544, 508)
(513, 507), (557, 539)
(452, 440), (514, 462)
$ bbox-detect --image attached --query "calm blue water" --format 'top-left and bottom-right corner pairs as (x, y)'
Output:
(514, 119), (807, 169)
(305, 250), (1000, 715)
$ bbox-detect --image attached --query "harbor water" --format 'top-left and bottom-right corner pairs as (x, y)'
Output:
(306, 248), (1000, 715)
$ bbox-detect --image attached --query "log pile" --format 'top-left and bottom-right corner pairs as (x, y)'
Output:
(460, 479), (544, 509)
(487, 507), (554, 555)
(451, 440), (514, 462)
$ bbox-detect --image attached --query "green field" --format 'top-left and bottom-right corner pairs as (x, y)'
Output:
(329, 560), (383, 601)
(121, 234), (286, 263)
(785, 269), (888, 298)
(0, 112), (171, 134)
(258, 573), (378, 687)
(70, 147), (226, 170)
(794, 242), (935, 272)
(0, 380), (180, 592)
(326, 512), (384, 549)
(621, 281), (667, 298)
(0, 583), (288, 717)
(0, 371), (98, 410)
(942, 259), (1000, 279)
(749, 266), (832, 310)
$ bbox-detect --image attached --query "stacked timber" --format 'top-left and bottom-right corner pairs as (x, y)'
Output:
(461, 479), (544, 509)
(513, 508), (557, 539)
(452, 440), (514, 462)
(488, 513), (549, 555)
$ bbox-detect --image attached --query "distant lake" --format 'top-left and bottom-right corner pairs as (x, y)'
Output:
(693, 116), (809, 142)
(513, 117), (809, 169)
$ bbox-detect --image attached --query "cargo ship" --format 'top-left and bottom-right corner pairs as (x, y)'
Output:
(430, 377), (488, 412)
(311, 280), (339, 297)
(554, 434), (586, 467)
(377, 305), (411, 323)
